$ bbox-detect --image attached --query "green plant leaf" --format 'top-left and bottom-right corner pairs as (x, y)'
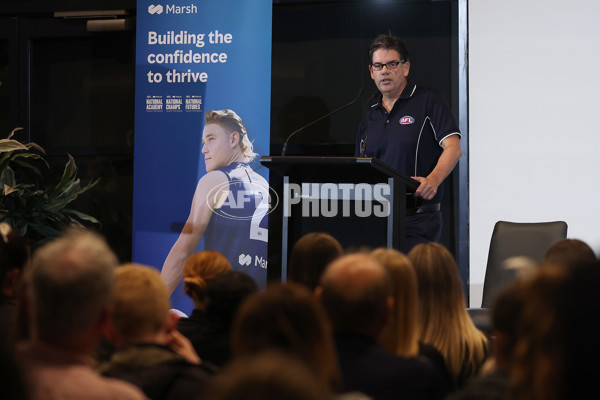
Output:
(6, 127), (24, 140)
(1, 131), (100, 250)
(0, 139), (28, 153)
(63, 208), (101, 225)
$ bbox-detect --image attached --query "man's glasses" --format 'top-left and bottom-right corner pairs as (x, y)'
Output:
(371, 60), (404, 71)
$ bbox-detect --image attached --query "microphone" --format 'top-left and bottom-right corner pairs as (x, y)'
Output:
(281, 88), (365, 156)
(359, 91), (379, 157)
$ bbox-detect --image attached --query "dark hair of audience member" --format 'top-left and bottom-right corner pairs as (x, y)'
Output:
(555, 261), (600, 399)
(506, 265), (569, 400)
(205, 350), (332, 400)
(206, 270), (258, 328)
(0, 347), (29, 400)
(0, 223), (30, 287)
(183, 250), (232, 309)
(370, 248), (419, 357)
(543, 238), (597, 269)
(408, 242), (488, 387)
(287, 232), (343, 291)
(180, 271), (258, 367)
(490, 280), (529, 367)
(0, 223), (31, 347)
(231, 282), (341, 393)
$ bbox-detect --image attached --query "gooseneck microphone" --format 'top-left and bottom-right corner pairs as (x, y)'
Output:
(281, 88), (365, 156)
(359, 91), (379, 157)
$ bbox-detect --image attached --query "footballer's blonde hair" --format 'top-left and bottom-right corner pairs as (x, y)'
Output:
(205, 109), (258, 162)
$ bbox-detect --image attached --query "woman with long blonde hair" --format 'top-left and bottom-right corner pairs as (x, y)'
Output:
(372, 248), (454, 391)
(371, 248), (419, 357)
(408, 242), (488, 388)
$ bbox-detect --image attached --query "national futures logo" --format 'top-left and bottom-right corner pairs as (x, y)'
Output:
(148, 4), (163, 14)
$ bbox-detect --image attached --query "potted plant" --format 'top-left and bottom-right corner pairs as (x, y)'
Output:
(0, 128), (100, 250)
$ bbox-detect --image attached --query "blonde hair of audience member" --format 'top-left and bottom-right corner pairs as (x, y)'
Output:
(28, 230), (118, 351)
(231, 282), (341, 393)
(107, 264), (174, 346)
(371, 248), (419, 357)
(507, 265), (569, 400)
(543, 238), (597, 269)
(288, 232), (343, 291)
(183, 250), (232, 309)
(205, 350), (332, 400)
(408, 242), (488, 385)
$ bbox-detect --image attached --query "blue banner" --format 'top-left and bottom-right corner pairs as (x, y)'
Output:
(133, 0), (272, 313)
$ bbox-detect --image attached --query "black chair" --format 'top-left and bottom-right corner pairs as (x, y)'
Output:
(480, 220), (568, 308)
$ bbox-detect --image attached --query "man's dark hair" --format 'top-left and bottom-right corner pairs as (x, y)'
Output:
(206, 271), (259, 328)
(368, 34), (410, 64)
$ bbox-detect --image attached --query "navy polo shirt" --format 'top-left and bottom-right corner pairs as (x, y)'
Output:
(355, 82), (460, 205)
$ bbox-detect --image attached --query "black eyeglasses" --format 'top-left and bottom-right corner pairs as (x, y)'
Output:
(371, 60), (404, 71)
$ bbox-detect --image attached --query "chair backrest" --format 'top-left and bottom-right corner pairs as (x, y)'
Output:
(481, 220), (567, 308)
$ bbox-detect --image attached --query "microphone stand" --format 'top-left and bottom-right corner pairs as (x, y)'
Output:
(359, 92), (378, 157)
(281, 88), (365, 156)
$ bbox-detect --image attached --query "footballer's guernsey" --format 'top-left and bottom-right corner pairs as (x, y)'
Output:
(204, 162), (268, 288)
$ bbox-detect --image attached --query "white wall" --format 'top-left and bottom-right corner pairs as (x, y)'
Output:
(469, 0), (600, 307)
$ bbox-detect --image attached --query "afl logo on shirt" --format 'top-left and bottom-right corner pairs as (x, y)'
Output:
(400, 116), (415, 125)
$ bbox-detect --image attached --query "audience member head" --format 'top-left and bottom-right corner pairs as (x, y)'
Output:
(407, 242), (467, 326)
(488, 279), (529, 370)
(27, 230), (118, 352)
(106, 264), (174, 347)
(232, 282), (341, 392)
(507, 265), (569, 400)
(0, 223), (30, 298)
(205, 350), (332, 400)
(502, 255), (538, 280)
(543, 238), (597, 269)
(205, 270), (258, 328)
(556, 261), (600, 399)
(183, 250), (232, 309)
(317, 253), (391, 338)
(408, 242), (487, 385)
(371, 247), (419, 357)
(288, 232), (343, 291)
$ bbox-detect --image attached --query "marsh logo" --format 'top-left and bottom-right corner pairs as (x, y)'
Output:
(148, 4), (163, 14)
(148, 3), (198, 14)
(238, 254), (252, 266)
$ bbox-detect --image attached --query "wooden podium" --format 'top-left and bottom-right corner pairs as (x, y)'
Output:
(260, 156), (419, 282)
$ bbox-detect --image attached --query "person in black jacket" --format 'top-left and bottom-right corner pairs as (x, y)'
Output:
(316, 253), (449, 400)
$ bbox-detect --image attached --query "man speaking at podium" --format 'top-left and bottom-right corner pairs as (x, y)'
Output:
(356, 34), (462, 252)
